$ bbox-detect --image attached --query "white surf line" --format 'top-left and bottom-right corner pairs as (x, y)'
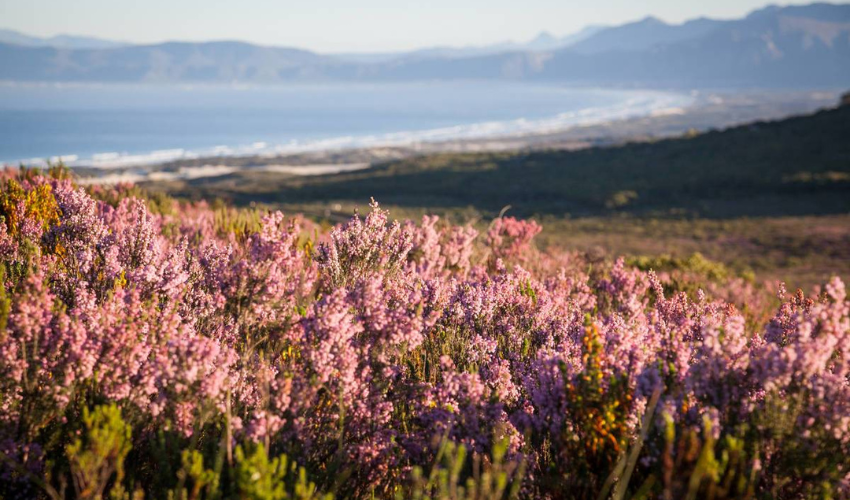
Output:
(256, 163), (370, 175)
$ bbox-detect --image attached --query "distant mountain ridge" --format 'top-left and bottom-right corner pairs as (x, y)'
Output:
(333, 26), (606, 63)
(568, 16), (725, 53)
(1, 3), (848, 87)
(0, 28), (127, 49)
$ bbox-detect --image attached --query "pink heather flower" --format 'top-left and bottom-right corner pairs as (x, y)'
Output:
(486, 216), (541, 261)
(316, 199), (414, 288)
(1, 169), (847, 496)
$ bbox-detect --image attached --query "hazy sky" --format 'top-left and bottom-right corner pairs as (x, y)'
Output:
(0, 0), (828, 53)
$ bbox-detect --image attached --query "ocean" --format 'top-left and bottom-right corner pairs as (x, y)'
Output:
(0, 81), (692, 168)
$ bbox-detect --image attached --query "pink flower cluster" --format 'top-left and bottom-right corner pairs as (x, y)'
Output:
(1, 170), (848, 497)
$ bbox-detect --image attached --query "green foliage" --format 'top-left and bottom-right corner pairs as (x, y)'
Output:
(65, 404), (133, 500)
(401, 437), (524, 500)
(627, 252), (730, 281)
(169, 450), (221, 500)
(213, 206), (264, 241)
(0, 266), (10, 331)
(605, 190), (638, 210)
(233, 444), (331, 500)
(640, 415), (757, 500)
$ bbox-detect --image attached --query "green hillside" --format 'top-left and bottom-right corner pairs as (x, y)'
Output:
(162, 104), (850, 218)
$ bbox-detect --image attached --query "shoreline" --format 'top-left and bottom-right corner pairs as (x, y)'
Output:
(1, 84), (684, 168)
(60, 89), (842, 185)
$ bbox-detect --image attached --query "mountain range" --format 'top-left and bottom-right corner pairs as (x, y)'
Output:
(1, 3), (848, 87)
(332, 26), (607, 63)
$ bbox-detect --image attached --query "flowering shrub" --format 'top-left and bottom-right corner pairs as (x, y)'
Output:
(0, 167), (848, 499)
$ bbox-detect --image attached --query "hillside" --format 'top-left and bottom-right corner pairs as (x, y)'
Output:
(153, 103), (850, 219)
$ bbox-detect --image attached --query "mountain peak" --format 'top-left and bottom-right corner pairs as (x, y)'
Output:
(746, 4), (781, 18)
(531, 31), (558, 44)
(637, 16), (667, 26)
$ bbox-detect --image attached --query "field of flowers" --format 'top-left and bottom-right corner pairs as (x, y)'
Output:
(0, 167), (848, 499)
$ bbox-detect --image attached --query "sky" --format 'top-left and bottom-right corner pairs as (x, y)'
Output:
(0, 0), (828, 53)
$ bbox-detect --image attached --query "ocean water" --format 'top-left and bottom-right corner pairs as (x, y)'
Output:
(0, 82), (692, 168)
